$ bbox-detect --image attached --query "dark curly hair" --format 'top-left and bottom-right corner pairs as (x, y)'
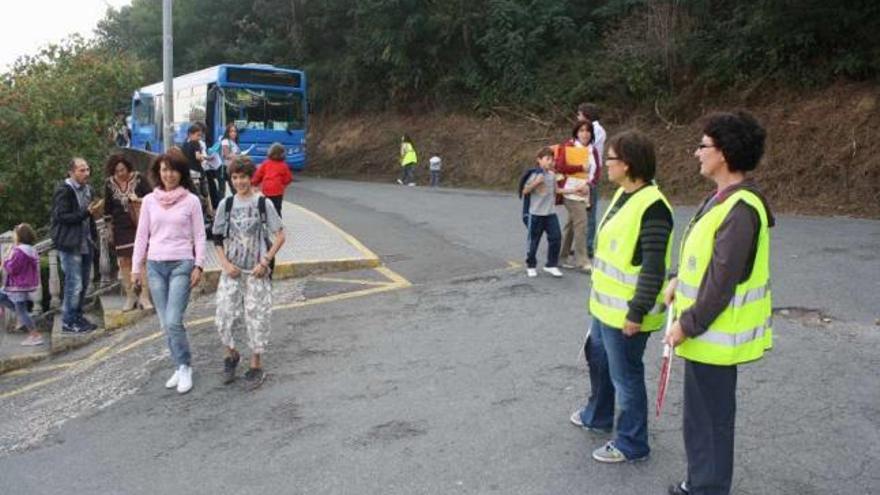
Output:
(606, 130), (656, 182)
(150, 148), (195, 192)
(104, 153), (133, 178)
(571, 120), (594, 144)
(702, 111), (766, 172)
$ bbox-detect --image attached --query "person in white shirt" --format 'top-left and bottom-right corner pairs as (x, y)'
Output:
(429, 155), (442, 187)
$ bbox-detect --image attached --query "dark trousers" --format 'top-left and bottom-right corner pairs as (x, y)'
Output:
(586, 184), (599, 258)
(400, 164), (416, 184)
(525, 213), (561, 268)
(205, 169), (221, 209)
(268, 195), (283, 218)
(683, 360), (738, 495)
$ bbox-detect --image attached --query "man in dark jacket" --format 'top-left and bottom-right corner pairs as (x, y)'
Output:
(51, 157), (101, 333)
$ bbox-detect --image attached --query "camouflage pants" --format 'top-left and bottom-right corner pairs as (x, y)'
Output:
(215, 272), (273, 354)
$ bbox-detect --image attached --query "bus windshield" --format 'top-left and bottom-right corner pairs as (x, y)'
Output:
(222, 88), (305, 131)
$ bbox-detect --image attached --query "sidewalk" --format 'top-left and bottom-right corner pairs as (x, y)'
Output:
(0, 200), (380, 374)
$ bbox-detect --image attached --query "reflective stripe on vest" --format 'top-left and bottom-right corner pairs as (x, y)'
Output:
(674, 189), (773, 366)
(676, 280), (771, 308)
(588, 184), (673, 331)
(590, 288), (666, 315)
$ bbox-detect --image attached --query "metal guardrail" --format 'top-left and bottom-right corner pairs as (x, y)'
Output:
(0, 218), (115, 332)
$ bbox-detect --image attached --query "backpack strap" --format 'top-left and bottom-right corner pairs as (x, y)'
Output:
(257, 195), (275, 277)
(223, 195), (235, 239)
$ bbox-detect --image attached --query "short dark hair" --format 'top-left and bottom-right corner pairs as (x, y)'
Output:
(536, 146), (555, 159)
(572, 121), (594, 144)
(606, 130), (657, 182)
(187, 124), (201, 135)
(701, 111), (766, 172)
(228, 155), (256, 178)
(577, 103), (600, 122)
(14, 223), (37, 245)
(150, 148), (195, 192)
(104, 153), (133, 177)
(267, 143), (286, 161)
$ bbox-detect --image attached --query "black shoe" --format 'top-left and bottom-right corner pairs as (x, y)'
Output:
(61, 321), (91, 333)
(222, 351), (240, 384)
(243, 367), (266, 390)
(77, 317), (98, 332)
(667, 482), (689, 495)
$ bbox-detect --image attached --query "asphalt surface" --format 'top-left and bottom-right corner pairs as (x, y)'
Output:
(0, 178), (878, 495)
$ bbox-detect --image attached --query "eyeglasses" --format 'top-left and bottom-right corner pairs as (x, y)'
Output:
(696, 143), (716, 150)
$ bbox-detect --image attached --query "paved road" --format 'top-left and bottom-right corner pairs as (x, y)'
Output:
(1, 178), (878, 495)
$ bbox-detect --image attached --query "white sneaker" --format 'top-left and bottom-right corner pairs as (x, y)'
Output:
(165, 368), (179, 389)
(407, 182), (416, 187)
(526, 268), (538, 278)
(176, 365), (193, 394)
(543, 266), (563, 277)
(396, 179), (404, 185)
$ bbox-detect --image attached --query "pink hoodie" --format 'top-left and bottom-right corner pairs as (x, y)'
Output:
(132, 187), (206, 274)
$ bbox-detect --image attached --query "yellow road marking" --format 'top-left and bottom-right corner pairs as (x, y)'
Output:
(1, 265), (410, 399)
(311, 276), (393, 286)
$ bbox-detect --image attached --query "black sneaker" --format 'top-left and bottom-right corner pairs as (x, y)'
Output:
(222, 352), (240, 385)
(77, 317), (98, 332)
(243, 368), (266, 390)
(61, 321), (91, 333)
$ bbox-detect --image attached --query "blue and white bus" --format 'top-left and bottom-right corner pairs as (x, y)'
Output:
(130, 64), (307, 171)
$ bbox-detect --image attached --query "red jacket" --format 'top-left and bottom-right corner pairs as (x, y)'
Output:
(253, 159), (293, 197)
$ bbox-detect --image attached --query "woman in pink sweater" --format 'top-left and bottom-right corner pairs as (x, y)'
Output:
(132, 149), (206, 394)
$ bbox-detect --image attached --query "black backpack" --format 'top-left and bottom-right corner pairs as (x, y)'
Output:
(221, 195), (275, 278)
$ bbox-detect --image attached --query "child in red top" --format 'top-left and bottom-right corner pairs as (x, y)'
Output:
(253, 143), (294, 217)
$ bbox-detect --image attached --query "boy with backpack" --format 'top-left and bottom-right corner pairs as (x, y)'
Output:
(522, 147), (566, 278)
(211, 156), (286, 389)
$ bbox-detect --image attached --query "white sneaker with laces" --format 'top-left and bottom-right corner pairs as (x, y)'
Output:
(165, 368), (179, 389)
(526, 268), (538, 278)
(543, 266), (563, 277)
(176, 365), (193, 394)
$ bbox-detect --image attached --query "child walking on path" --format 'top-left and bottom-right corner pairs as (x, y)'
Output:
(253, 143), (293, 217)
(398, 134), (418, 186)
(429, 155), (442, 187)
(212, 157), (286, 390)
(522, 147), (564, 278)
(1, 224), (43, 346)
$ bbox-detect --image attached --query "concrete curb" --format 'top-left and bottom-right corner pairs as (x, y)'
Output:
(1, 255), (381, 377)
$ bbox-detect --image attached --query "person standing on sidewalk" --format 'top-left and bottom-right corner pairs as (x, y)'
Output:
(50, 157), (102, 333)
(1, 223), (43, 346)
(397, 134), (418, 186)
(103, 154), (152, 312)
(577, 103), (606, 259)
(522, 147), (564, 279)
(132, 151), (206, 395)
(571, 130), (673, 464)
(663, 111), (773, 495)
(252, 143), (293, 217)
(212, 157), (285, 389)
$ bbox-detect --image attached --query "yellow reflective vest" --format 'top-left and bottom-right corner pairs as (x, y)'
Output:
(589, 184), (673, 331)
(401, 142), (417, 166)
(675, 189), (773, 365)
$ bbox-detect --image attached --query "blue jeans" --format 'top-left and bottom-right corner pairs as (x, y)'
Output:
(59, 249), (92, 325)
(525, 214), (561, 268)
(0, 291), (35, 329)
(147, 260), (194, 367)
(430, 170), (441, 187)
(579, 318), (651, 459)
(586, 184), (599, 258)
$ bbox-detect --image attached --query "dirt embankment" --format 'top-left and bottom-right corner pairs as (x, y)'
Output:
(308, 83), (880, 218)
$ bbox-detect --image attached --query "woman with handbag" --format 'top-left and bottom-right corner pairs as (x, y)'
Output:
(103, 154), (152, 311)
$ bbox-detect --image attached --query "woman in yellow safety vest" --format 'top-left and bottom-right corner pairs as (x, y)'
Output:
(398, 134), (418, 186)
(571, 130), (674, 464)
(664, 111), (774, 495)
